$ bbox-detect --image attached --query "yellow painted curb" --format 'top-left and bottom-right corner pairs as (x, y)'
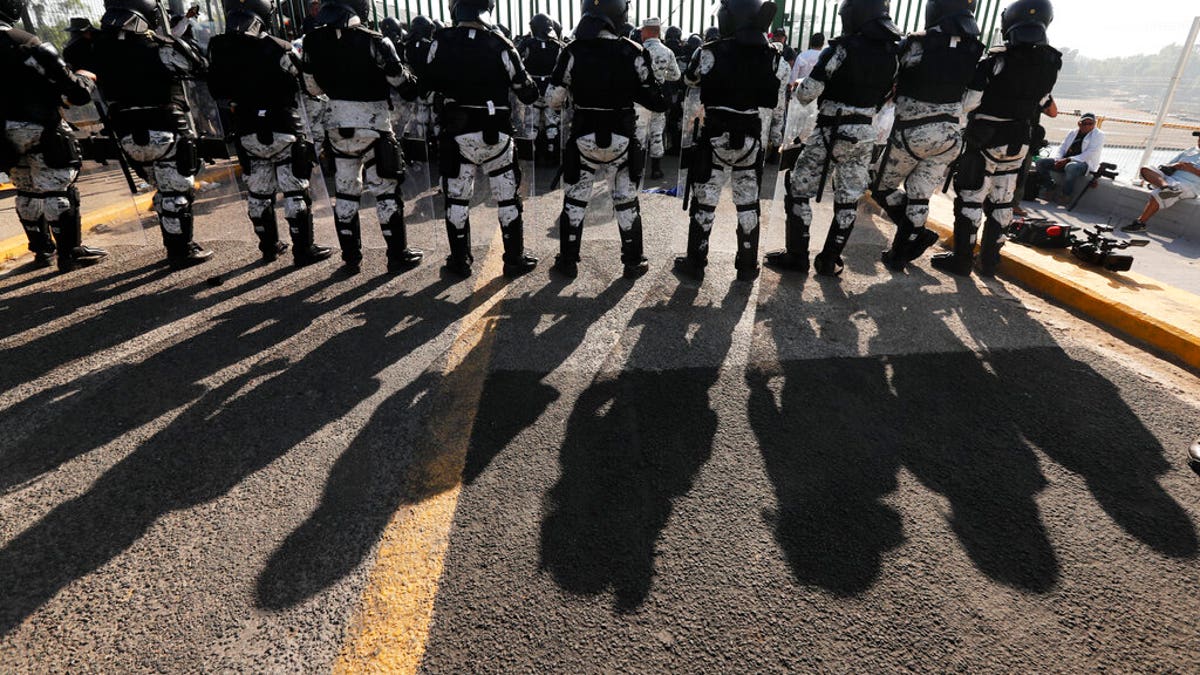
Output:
(1, 164), (241, 263)
(925, 217), (1200, 371)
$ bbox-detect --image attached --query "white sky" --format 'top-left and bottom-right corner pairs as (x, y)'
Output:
(1047, 0), (1200, 58)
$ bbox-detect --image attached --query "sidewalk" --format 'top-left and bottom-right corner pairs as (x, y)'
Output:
(927, 193), (1200, 370)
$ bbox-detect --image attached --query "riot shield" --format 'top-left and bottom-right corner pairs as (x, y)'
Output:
(779, 95), (818, 170)
(390, 94), (437, 264)
(293, 93), (341, 255)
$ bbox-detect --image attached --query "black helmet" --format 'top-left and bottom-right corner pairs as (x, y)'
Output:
(1001, 0), (1052, 46)
(925, 0), (980, 37)
(630, 26), (642, 42)
(0, 0), (24, 24)
(665, 25), (681, 42)
(449, 0), (494, 25)
(703, 25), (720, 41)
(716, 0), (775, 41)
(315, 0), (368, 26)
(686, 33), (702, 51)
(838, 0), (900, 39)
(380, 16), (402, 40)
(551, 18), (562, 38)
(579, 0), (627, 32)
(409, 14), (433, 39)
(223, 0), (274, 34)
(101, 0), (159, 30)
(530, 12), (553, 38)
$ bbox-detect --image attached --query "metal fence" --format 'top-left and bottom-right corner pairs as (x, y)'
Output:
(19, 0), (1011, 48)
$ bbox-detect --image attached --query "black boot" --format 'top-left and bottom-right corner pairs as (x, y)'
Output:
(553, 210), (581, 278)
(673, 208), (709, 281)
(22, 218), (56, 266)
(288, 212), (333, 267)
(545, 135), (561, 166)
(252, 210), (284, 262)
(335, 213), (363, 273)
(878, 192), (913, 271)
(500, 215), (537, 278)
(814, 204), (856, 277)
(620, 213), (649, 279)
(443, 219), (474, 278)
(650, 157), (664, 180)
(382, 211), (423, 273)
(734, 213), (761, 281)
(978, 215), (1004, 277)
(930, 213), (976, 277)
(165, 211), (212, 268)
(54, 205), (106, 273)
(764, 192), (809, 272)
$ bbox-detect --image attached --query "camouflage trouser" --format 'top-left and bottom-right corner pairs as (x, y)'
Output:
(442, 131), (525, 263)
(557, 132), (643, 265)
(5, 121), (81, 256)
(240, 132), (313, 254)
(648, 111), (668, 159)
(785, 121), (875, 258)
(120, 130), (198, 257)
(874, 120), (961, 249)
(327, 128), (408, 263)
(404, 96), (435, 140)
(523, 98), (561, 145)
(953, 141), (1027, 260)
(687, 132), (763, 270)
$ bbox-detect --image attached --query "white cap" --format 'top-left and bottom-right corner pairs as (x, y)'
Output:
(643, 17), (662, 28)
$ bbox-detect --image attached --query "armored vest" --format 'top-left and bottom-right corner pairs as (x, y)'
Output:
(0, 26), (67, 123)
(975, 44), (1062, 121)
(698, 38), (779, 112)
(207, 32), (302, 133)
(561, 37), (644, 110)
(425, 26), (518, 106)
(74, 29), (190, 131)
(303, 24), (393, 102)
(896, 31), (984, 105)
(818, 34), (899, 109)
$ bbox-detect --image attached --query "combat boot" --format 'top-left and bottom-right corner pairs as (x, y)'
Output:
(930, 216), (976, 277)
(764, 193), (809, 272)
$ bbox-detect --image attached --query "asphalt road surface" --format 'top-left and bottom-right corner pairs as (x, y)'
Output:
(2, 162), (1199, 672)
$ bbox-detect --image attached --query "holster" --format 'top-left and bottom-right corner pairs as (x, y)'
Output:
(438, 131), (462, 179)
(234, 138), (254, 173)
(291, 139), (315, 180)
(175, 136), (200, 176)
(40, 125), (82, 170)
(690, 135), (714, 185)
(627, 135), (644, 184)
(373, 131), (405, 183)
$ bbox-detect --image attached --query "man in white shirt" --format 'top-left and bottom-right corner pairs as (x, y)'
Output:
(1035, 112), (1104, 201)
(788, 32), (825, 84)
(1123, 132), (1200, 232)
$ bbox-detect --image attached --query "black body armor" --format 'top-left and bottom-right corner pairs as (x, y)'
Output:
(422, 26), (524, 107)
(303, 24), (396, 102)
(207, 32), (303, 134)
(1, 26), (92, 124)
(68, 28), (192, 134)
(520, 36), (563, 94)
(815, 34), (899, 110)
(697, 38), (779, 112)
(974, 44), (1061, 121)
(896, 31), (984, 105)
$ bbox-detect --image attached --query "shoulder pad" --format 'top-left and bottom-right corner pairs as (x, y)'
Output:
(1, 26), (38, 46)
(357, 26), (383, 38)
(618, 36), (644, 52)
(988, 45), (1007, 56)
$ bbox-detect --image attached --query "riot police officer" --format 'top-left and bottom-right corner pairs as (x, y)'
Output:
(874, 0), (984, 271)
(207, 0), (333, 266)
(638, 17), (680, 179)
(546, 0), (666, 279)
(674, 0), (784, 281)
(765, 0), (899, 276)
(1, 0), (107, 272)
(67, 0), (214, 267)
(519, 13), (564, 163)
(401, 15), (437, 144)
(302, 0), (424, 274)
(420, 0), (540, 278)
(931, 0), (1060, 276)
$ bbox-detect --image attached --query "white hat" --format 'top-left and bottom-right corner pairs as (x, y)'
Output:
(643, 17), (662, 28)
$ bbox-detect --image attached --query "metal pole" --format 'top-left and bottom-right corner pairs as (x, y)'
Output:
(1137, 16), (1200, 174)
(902, 0), (914, 34)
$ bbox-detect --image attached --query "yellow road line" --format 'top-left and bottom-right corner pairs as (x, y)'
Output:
(335, 232), (512, 674)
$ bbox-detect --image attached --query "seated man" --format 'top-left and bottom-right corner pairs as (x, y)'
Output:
(1035, 112), (1104, 202)
(1123, 132), (1200, 232)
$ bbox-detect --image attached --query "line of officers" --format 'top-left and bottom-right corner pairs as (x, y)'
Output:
(0, 0), (1060, 282)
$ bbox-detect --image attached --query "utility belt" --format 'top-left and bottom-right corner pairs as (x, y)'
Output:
(702, 108), (761, 149)
(440, 100), (513, 141)
(531, 74), (553, 95)
(963, 118), (1031, 155)
(816, 112), (874, 128)
(563, 107), (641, 186)
(893, 113), (959, 131)
(232, 107), (304, 144)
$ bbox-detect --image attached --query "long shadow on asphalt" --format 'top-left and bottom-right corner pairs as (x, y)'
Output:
(0, 254), (313, 494)
(257, 266), (636, 609)
(0, 266), (475, 635)
(538, 281), (752, 612)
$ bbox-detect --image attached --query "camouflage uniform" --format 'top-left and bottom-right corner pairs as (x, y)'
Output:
(640, 34), (680, 160)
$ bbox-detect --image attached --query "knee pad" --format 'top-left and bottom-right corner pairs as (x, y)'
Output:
(247, 191), (275, 219)
(281, 190), (310, 219)
(15, 191), (44, 222)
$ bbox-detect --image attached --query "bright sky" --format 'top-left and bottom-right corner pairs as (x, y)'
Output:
(1047, 0), (1200, 59)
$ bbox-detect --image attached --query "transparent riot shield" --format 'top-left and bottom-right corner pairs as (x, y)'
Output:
(779, 95), (818, 170)
(294, 92), (341, 254)
(676, 85), (703, 205)
(391, 93), (437, 263)
(184, 79), (259, 251)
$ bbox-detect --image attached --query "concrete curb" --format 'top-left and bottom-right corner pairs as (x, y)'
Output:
(925, 217), (1200, 371)
(0, 164), (239, 263)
